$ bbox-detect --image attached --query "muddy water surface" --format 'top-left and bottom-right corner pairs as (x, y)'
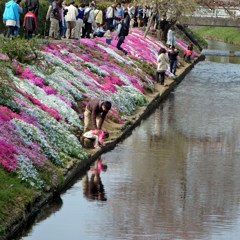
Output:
(20, 57), (240, 239)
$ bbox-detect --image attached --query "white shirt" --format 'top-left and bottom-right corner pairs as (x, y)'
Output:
(65, 4), (78, 22)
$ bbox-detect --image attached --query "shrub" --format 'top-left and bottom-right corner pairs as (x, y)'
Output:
(0, 36), (42, 63)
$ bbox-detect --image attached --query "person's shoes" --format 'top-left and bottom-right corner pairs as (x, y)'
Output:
(123, 50), (128, 55)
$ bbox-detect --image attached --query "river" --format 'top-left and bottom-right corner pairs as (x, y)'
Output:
(205, 40), (240, 63)
(19, 41), (240, 240)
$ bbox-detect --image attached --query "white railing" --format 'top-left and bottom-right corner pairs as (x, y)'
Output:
(185, 7), (240, 18)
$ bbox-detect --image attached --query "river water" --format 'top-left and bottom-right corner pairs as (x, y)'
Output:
(205, 40), (240, 64)
(20, 42), (240, 240)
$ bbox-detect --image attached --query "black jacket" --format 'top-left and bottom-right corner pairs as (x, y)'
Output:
(168, 50), (179, 61)
(119, 14), (130, 37)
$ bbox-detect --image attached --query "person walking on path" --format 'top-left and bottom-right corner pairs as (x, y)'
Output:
(23, 6), (37, 39)
(14, 0), (23, 36)
(46, 0), (60, 39)
(94, 7), (103, 26)
(64, 0), (78, 39)
(84, 99), (112, 133)
(116, 8), (130, 55)
(183, 45), (192, 63)
(106, 3), (116, 29)
(156, 47), (168, 85)
(3, 0), (19, 38)
(82, 3), (95, 38)
(166, 26), (175, 48)
(168, 45), (179, 76)
(75, 4), (85, 39)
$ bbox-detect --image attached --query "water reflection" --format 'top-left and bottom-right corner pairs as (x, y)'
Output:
(82, 158), (107, 201)
(17, 197), (63, 239)
(20, 61), (240, 239)
(206, 40), (240, 64)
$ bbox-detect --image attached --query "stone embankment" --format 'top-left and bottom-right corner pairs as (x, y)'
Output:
(0, 29), (203, 240)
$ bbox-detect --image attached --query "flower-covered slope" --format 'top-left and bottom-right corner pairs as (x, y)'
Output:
(0, 29), (197, 189)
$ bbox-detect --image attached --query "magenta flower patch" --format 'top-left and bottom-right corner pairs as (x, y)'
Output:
(0, 138), (17, 171)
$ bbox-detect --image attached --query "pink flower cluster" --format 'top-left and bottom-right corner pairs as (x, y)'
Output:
(17, 89), (62, 121)
(0, 106), (47, 171)
(0, 106), (20, 121)
(0, 138), (17, 171)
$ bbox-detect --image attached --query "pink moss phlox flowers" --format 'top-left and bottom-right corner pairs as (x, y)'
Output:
(17, 90), (62, 121)
(19, 67), (45, 87)
(109, 109), (123, 124)
(19, 109), (38, 126)
(0, 138), (17, 171)
(0, 118), (47, 169)
(43, 86), (57, 95)
(29, 95), (62, 121)
(0, 53), (9, 60)
(81, 38), (97, 48)
(0, 106), (20, 122)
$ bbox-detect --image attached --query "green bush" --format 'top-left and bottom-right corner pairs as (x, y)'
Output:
(0, 36), (42, 62)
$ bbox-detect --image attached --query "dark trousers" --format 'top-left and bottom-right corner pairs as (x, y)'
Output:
(156, 71), (165, 85)
(59, 21), (67, 37)
(117, 36), (127, 54)
(185, 55), (191, 63)
(106, 18), (114, 29)
(82, 22), (92, 38)
(26, 31), (33, 39)
(6, 26), (15, 38)
(169, 60), (177, 75)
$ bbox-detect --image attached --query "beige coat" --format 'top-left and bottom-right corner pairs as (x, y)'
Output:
(157, 53), (168, 72)
(94, 9), (103, 24)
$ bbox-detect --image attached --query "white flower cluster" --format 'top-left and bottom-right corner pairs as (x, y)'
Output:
(17, 155), (44, 189)
(15, 77), (83, 130)
(21, 104), (87, 159)
(41, 52), (105, 98)
(84, 62), (108, 77)
(109, 86), (148, 115)
(97, 44), (133, 65)
(12, 118), (63, 166)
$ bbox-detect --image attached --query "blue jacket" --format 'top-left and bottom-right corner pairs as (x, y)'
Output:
(3, 0), (19, 21)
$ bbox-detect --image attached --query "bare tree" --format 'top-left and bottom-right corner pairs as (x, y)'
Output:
(141, 0), (198, 38)
(196, 0), (240, 18)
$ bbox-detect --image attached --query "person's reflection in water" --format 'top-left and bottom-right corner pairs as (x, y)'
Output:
(82, 158), (107, 201)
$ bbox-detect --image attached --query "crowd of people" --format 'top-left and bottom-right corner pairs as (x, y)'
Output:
(2, 0), (194, 149)
(1, 0), (155, 46)
(2, 0), (158, 54)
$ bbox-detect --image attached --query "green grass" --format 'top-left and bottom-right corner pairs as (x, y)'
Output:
(0, 168), (39, 236)
(192, 26), (240, 45)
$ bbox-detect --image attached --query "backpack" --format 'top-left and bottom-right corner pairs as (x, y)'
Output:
(83, 9), (90, 23)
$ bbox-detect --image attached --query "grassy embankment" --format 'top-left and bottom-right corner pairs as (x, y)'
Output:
(191, 26), (240, 45)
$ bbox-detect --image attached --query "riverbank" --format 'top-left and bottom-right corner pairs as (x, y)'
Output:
(0, 29), (201, 239)
(191, 26), (240, 46)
